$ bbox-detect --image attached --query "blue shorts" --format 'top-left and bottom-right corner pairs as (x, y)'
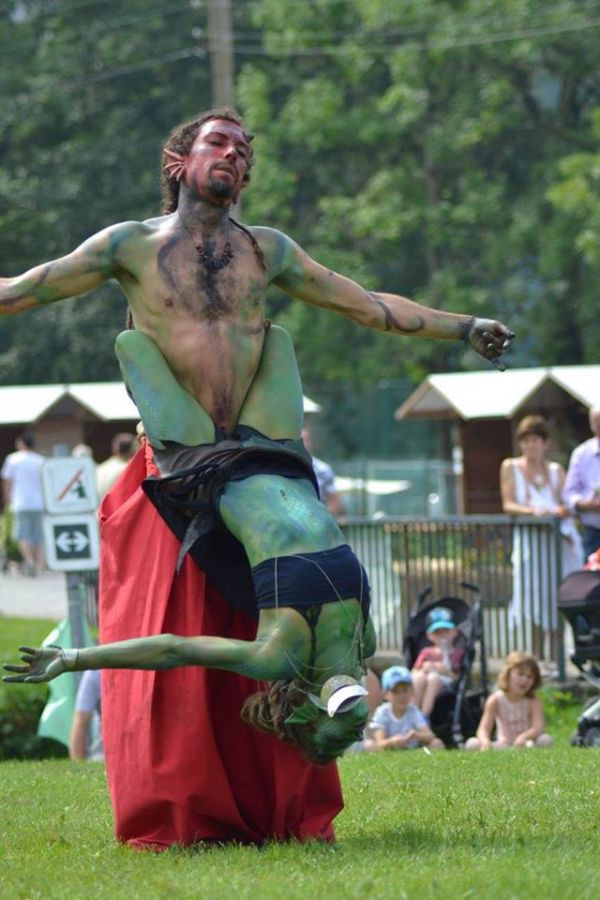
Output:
(13, 510), (44, 546)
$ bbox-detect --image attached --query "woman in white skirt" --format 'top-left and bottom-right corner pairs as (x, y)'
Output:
(500, 415), (582, 661)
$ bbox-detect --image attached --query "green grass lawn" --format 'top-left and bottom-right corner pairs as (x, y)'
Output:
(1, 616), (598, 899)
(1, 749), (599, 900)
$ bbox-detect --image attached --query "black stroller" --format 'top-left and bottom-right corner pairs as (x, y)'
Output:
(403, 582), (488, 748)
(558, 569), (600, 746)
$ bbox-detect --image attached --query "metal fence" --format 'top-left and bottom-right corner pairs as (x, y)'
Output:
(341, 514), (569, 674)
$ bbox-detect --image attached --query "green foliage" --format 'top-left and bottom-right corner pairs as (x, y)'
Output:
(0, 0), (212, 383)
(0, 511), (21, 563)
(0, 689), (67, 760)
(0, 615), (66, 759)
(239, 0), (600, 382)
(1, 0), (600, 456)
(540, 684), (586, 742)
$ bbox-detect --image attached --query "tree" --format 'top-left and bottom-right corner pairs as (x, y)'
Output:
(0, 0), (212, 382)
(238, 0), (600, 392)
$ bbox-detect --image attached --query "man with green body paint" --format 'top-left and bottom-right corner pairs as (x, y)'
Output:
(0, 108), (513, 843)
(0, 109), (511, 436)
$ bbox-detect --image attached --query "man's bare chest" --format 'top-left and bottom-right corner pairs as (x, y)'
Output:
(149, 233), (267, 325)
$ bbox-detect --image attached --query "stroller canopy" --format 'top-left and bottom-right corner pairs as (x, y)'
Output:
(558, 570), (600, 610)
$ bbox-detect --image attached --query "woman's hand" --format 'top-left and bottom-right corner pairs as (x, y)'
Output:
(2, 645), (68, 684)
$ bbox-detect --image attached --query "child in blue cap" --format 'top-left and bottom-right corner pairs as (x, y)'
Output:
(366, 665), (444, 751)
(411, 607), (464, 718)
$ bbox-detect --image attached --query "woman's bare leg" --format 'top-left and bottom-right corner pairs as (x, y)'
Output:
(238, 325), (304, 440)
(115, 330), (215, 448)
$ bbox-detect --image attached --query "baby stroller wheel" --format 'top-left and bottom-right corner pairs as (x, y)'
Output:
(580, 726), (600, 748)
(571, 695), (600, 747)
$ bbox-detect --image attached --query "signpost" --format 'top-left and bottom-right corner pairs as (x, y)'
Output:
(42, 459), (99, 675)
(43, 514), (99, 572)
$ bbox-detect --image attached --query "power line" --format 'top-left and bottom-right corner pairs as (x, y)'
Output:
(4, 0), (599, 41)
(2, 0), (599, 57)
(6, 46), (202, 102)
(77, 47), (201, 85)
(0, 2), (195, 55)
(2, 7), (599, 98)
(230, 16), (600, 55)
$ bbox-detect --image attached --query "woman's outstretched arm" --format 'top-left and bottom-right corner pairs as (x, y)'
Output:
(3, 632), (292, 685)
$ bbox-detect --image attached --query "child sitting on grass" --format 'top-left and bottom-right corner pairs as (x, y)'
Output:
(411, 607), (465, 718)
(366, 666), (444, 751)
(465, 651), (552, 750)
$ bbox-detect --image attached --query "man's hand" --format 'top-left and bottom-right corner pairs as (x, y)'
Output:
(467, 319), (515, 370)
(2, 645), (68, 684)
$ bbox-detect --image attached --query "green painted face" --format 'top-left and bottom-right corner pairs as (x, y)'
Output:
(308, 699), (369, 763)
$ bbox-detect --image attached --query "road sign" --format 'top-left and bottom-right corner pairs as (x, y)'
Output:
(42, 458), (98, 514)
(43, 514), (100, 572)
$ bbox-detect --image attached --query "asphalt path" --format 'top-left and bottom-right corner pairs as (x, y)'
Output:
(0, 568), (69, 620)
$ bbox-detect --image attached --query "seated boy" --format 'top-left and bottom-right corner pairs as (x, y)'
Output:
(411, 607), (464, 718)
(366, 666), (444, 751)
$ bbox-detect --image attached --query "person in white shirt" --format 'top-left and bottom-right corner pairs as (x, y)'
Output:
(96, 433), (136, 499)
(1, 433), (45, 575)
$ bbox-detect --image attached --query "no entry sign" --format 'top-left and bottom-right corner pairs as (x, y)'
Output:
(41, 458), (98, 515)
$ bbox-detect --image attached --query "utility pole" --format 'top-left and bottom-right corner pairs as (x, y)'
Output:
(206, 0), (235, 108)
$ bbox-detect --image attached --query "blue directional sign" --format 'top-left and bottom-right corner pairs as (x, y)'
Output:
(43, 514), (100, 572)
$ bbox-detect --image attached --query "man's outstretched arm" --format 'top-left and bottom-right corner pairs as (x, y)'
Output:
(0, 223), (136, 315)
(265, 229), (513, 365)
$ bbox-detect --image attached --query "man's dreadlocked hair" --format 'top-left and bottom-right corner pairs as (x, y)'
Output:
(241, 679), (338, 766)
(160, 107), (255, 214)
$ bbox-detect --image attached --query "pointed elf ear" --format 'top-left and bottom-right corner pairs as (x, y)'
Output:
(162, 148), (186, 182)
(284, 701), (323, 727)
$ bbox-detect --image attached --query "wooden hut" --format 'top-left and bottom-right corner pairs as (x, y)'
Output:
(395, 366), (600, 514)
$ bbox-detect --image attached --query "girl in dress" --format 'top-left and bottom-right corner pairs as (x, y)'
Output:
(465, 651), (552, 750)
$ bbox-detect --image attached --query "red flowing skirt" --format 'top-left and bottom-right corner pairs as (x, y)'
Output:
(98, 445), (343, 848)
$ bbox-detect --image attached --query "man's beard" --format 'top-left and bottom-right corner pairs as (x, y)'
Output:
(206, 172), (236, 199)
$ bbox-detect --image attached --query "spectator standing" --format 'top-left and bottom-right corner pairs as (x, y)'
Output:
(69, 669), (103, 762)
(301, 425), (343, 516)
(1, 433), (45, 576)
(500, 415), (582, 660)
(563, 405), (600, 562)
(96, 433), (136, 499)
(71, 443), (94, 459)
(366, 666), (443, 751)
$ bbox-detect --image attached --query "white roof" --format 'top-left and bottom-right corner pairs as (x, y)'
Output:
(395, 365), (600, 421)
(0, 385), (67, 425)
(0, 382), (321, 424)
